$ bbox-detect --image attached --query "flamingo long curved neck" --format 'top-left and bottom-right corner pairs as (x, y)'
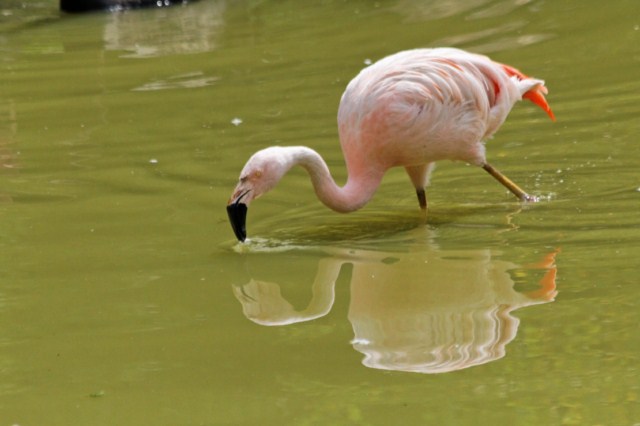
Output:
(286, 146), (383, 213)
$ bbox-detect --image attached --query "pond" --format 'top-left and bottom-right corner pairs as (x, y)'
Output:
(1, 0), (639, 424)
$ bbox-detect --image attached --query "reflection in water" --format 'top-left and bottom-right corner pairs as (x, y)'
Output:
(348, 249), (557, 374)
(102, 0), (226, 58)
(233, 241), (558, 374)
(234, 257), (340, 326)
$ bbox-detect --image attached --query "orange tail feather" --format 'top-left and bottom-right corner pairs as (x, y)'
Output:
(523, 89), (556, 121)
(502, 64), (556, 121)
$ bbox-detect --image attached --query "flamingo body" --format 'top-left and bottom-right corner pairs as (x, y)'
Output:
(227, 48), (554, 241)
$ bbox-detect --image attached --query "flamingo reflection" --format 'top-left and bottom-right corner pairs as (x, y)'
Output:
(233, 244), (558, 374)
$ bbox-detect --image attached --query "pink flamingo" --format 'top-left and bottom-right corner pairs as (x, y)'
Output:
(227, 48), (555, 241)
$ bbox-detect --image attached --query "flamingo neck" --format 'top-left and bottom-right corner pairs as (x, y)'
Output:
(287, 146), (382, 213)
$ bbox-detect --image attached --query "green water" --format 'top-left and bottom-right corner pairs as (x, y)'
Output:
(1, 1), (639, 424)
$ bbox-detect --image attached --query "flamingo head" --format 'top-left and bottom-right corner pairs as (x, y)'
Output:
(227, 147), (291, 242)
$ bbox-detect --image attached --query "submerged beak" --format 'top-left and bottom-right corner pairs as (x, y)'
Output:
(227, 190), (250, 242)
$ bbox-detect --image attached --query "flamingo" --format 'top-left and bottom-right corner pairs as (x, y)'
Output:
(227, 47), (555, 242)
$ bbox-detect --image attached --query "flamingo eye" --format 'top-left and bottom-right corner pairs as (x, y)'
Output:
(254, 170), (263, 179)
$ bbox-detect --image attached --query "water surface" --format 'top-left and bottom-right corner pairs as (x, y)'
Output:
(1, 0), (639, 424)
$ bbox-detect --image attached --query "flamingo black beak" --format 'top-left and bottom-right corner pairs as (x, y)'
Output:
(227, 190), (249, 242)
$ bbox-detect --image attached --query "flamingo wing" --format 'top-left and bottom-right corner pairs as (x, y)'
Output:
(338, 48), (553, 169)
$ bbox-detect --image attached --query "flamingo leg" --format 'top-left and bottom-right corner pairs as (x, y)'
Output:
(416, 188), (427, 209)
(482, 163), (538, 202)
(405, 163), (435, 210)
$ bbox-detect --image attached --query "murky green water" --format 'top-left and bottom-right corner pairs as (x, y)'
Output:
(1, 1), (639, 424)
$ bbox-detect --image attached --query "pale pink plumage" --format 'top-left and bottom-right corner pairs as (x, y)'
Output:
(227, 48), (554, 241)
